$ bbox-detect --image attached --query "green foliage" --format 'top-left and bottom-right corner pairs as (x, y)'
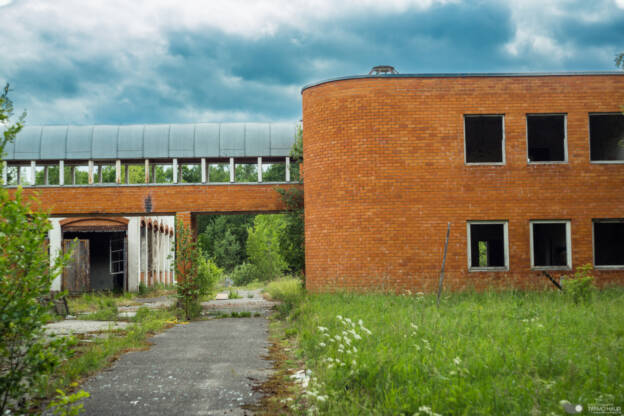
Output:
(616, 52), (624, 69)
(275, 188), (305, 274)
(562, 263), (596, 304)
(265, 277), (304, 317)
(246, 215), (287, 281)
(198, 214), (255, 271)
(0, 84), (72, 414)
(175, 220), (222, 320)
(230, 262), (260, 286)
(227, 288), (241, 299)
(286, 289), (624, 415)
(49, 386), (90, 416)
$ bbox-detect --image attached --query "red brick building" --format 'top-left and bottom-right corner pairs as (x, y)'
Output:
(302, 72), (624, 292)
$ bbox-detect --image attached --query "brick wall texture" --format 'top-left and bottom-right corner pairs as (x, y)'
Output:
(302, 74), (624, 292)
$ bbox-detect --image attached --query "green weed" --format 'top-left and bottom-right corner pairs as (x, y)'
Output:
(285, 289), (624, 415)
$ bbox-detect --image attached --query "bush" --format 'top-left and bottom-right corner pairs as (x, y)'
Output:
(230, 262), (259, 286)
(175, 219), (222, 320)
(246, 215), (287, 281)
(265, 277), (304, 317)
(562, 263), (596, 304)
(0, 84), (73, 414)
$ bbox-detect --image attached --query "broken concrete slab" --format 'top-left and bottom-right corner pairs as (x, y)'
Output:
(215, 293), (229, 300)
(44, 320), (129, 336)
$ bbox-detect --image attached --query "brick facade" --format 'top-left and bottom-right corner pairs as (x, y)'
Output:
(302, 74), (624, 292)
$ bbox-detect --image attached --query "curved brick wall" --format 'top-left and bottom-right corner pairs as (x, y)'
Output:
(302, 74), (624, 292)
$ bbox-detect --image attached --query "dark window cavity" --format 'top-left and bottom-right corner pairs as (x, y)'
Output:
(590, 114), (624, 161)
(465, 115), (504, 164)
(527, 115), (566, 162)
(531, 222), (569, 268)
(469, 223), (506, 269)
(594, 220), (624, 267)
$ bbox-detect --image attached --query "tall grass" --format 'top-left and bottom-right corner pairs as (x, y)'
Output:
(288, 289), (624, 415)
(265, 277), (304, 318)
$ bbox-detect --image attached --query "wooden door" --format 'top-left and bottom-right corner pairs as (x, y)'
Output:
(62, 239), (90, 293)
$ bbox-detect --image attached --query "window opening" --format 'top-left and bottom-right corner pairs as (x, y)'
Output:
(465, 115), (504, 164)
(468, 222), (507, 269)
(531, 221), (570, 268)
(594, 220), (624, 267)
(590, 114), (624, 161)
(527, 115), (566, 162)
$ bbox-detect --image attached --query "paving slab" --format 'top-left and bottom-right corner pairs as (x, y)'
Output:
(44, 320), (129, 335)
(78, 316), (272, 415)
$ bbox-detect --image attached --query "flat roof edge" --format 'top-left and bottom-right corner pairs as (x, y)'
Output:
(300, 71), (624, 93)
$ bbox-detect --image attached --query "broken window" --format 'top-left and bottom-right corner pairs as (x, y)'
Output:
(594, 220), (624, 267)
(181, 164), (201, 183)
(530, 221), (571, 268)
(153, 164), (174, 184)
(262, 161), (286, 182)
(527, 115), (566, 162)
(467, 222), (508, 270)
(590, 114), (624, 161)
(235, 161), (258, 182)
(209, 163), (230, 183)
(465, 115), (504, 164)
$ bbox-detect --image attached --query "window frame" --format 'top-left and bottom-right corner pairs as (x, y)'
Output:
(592, 218), (624, 269)
(463, 114), (506, 166)
(529, 220), (572, 270)
(526, 113), (568, 164)
(588, 112), (624, 164)
(466, 220), (509, 272)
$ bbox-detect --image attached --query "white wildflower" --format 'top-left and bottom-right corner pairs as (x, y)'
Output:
(318, 326), (328, 332)
(345, 317), (352, 324)
(453, 356), (461, 366)
(334, 335), (341, 341)
(327, 363), (334, 369)
(337, 315), (343, 320)
(358, 319), (364, 326)
(319, 342), (326, 348)
(352, 359), (356, 366)
(361, 327), (372, 336)
(352, 346), (358, 353)
(411, 323), (419, 330)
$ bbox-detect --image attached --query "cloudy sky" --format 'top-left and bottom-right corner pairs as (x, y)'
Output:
(1, 0), (623, 125)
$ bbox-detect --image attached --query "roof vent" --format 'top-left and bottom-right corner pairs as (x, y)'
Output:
(368, 65), (398, 75)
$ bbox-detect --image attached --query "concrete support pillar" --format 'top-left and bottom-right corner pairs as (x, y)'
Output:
(48, 218), (62, 291)
(127, 217), (140, 292)
(229, 158), (235, 183)
(71, 166), (76, 185)
(30, 161), (36, 185)
(88, 160), (94, 185)
(115, 160), (121, 184)
(285, 157), (290, 182)
(172, 158), (178, 183)
(2, 161), (7, 185)
(44, 166), (49, 185)
(59, 161), (64, 185)
(257, 157), (262, 182)
(124, 165), (129, 185)
(98, 165), (103, 183)
(201, 158), (206, 183)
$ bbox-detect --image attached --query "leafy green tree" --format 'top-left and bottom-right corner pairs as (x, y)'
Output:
(275, 125), (305, 274)
(0, 84), (71, 414)
(198, 214), (255, 271)
(616, 52), (624, 69)
(246, 214), (287, 281)
(213, 230), (241, 271)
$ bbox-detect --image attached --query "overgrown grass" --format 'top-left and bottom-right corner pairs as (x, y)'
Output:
(286, 289), (624, 415)
(36, 308), (177, 410)
(265, 277), (304, 317)
(67, 292), (140, 314)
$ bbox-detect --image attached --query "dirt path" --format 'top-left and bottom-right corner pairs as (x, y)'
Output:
(79, 295), (274, 415)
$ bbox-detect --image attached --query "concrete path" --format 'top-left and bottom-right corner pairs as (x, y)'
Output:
(202, 289), (276, 316)
(79, 307), (273, 415)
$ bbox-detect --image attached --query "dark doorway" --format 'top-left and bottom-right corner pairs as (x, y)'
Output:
(63, 231), (127, 292)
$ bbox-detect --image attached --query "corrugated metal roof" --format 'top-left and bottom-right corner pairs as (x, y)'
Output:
(3, 122), (298, 161)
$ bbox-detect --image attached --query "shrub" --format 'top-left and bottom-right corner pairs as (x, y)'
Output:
(246, 215), (287, 281)
(230, 262), (259, 286)
(0, 84), (72, 414)
(562, 263), (596, 304)
(175, 219), (222, 320)
(265, 277), (304, 317)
